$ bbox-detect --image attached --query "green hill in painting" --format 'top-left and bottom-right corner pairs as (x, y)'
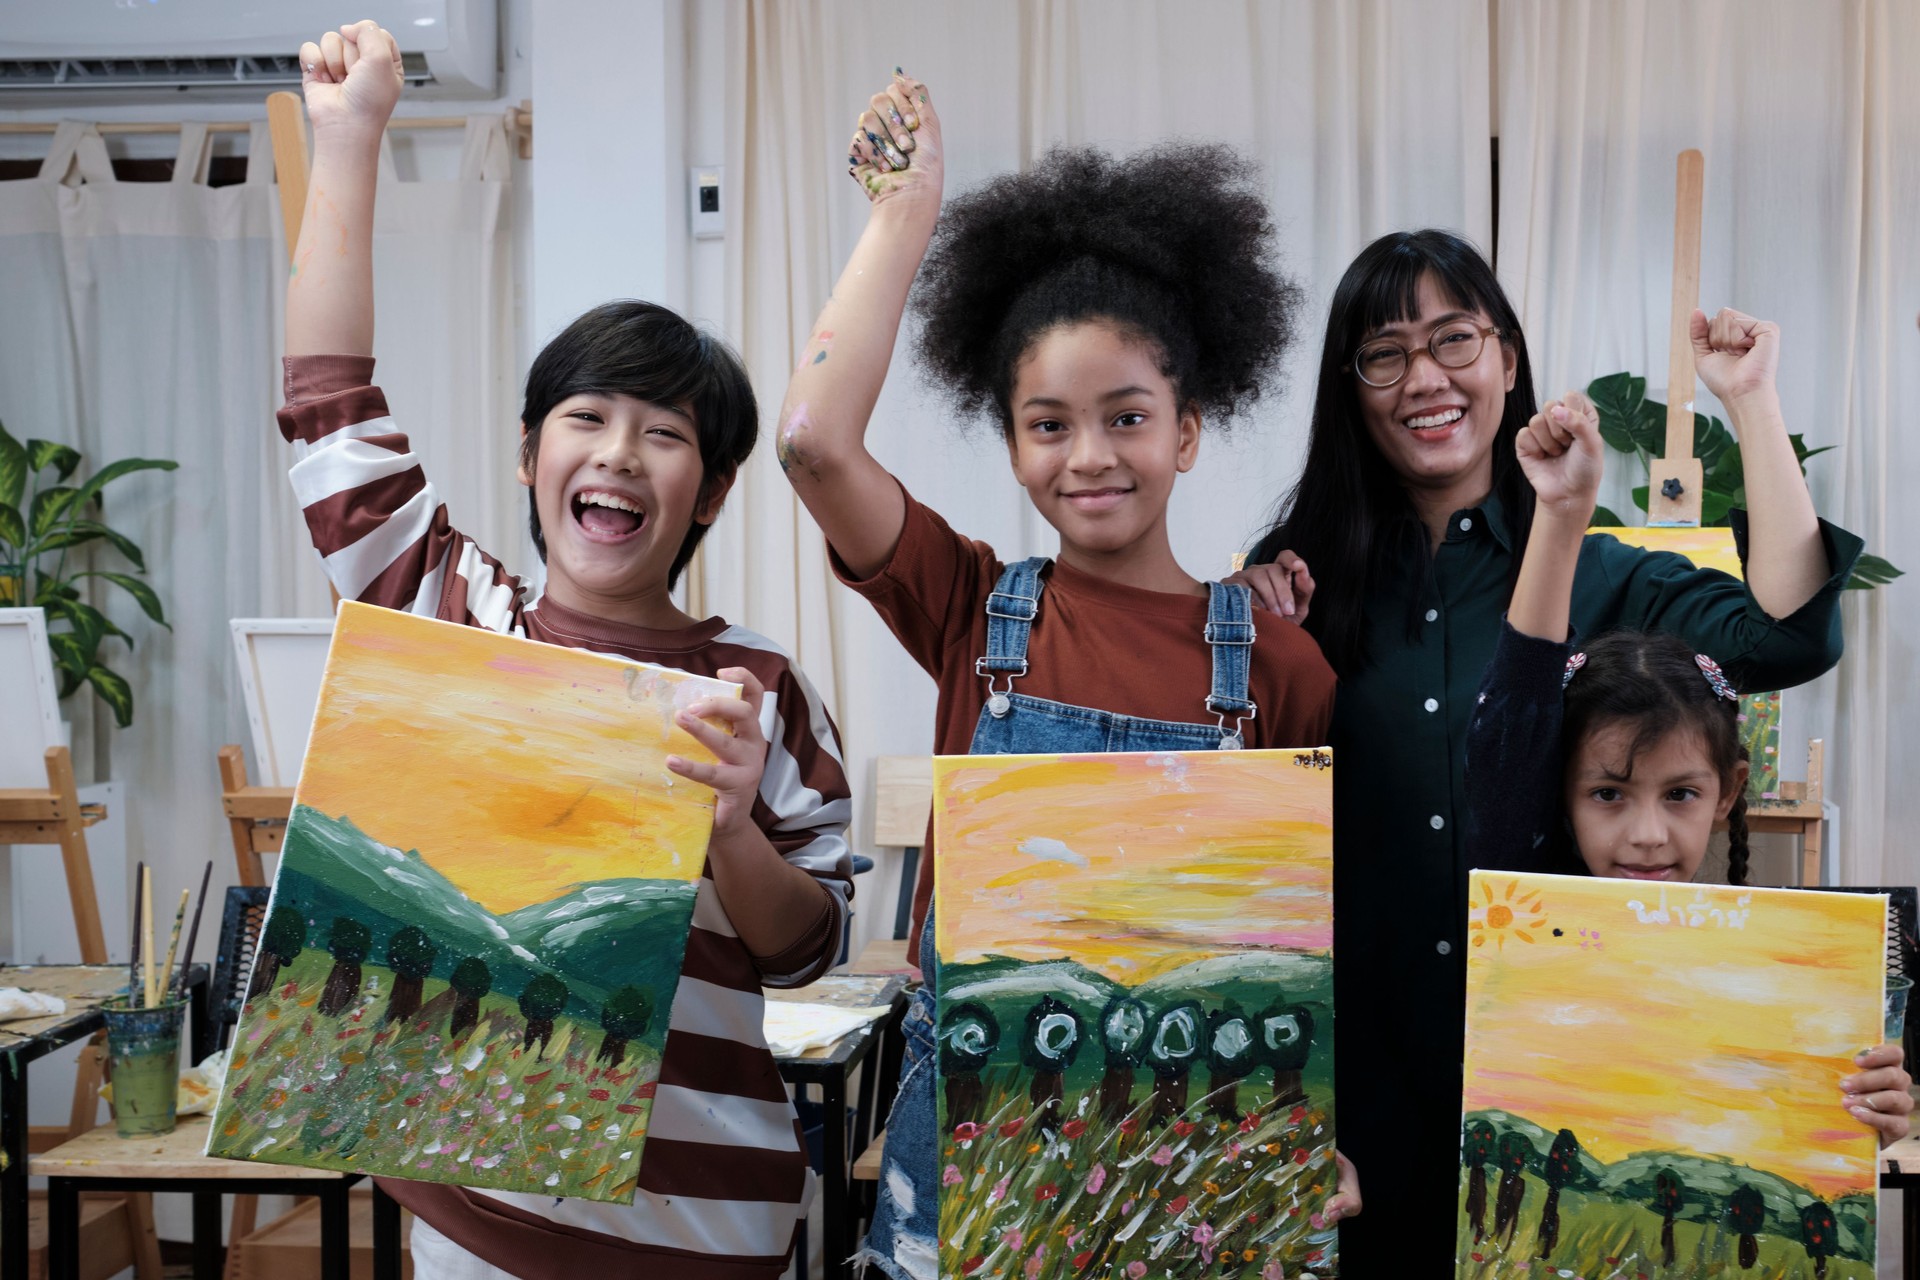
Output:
(270, 804), (695, 1015)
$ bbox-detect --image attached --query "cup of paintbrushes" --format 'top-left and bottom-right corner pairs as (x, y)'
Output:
(100, 995), (188, 1137)
(1886, 974), (1913, 1045)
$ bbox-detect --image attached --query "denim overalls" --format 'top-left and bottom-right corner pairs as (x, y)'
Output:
(855, 558), (1257, 1280)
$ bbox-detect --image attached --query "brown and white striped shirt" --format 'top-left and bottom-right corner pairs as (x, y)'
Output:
(279, 356), (853, 1279)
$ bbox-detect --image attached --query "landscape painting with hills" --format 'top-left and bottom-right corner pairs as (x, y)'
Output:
(932, 750), (1338, 1278)
(205, 602), (733, 1203)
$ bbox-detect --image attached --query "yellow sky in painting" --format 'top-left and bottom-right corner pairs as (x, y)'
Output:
(1463, 873), (1884, 1199)
(1590, 526), (1743, 579)
(932, 751), (1332, 984)
(294, 603), (733, 914)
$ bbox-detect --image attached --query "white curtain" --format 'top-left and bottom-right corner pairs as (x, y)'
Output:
(703, 0), (1493, 964)
(1494, 0), (1919, 892)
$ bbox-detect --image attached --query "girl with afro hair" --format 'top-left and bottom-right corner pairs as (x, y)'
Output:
(778, 72), (1354, 1278)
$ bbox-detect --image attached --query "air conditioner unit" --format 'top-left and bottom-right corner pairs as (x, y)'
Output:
(0, 0), (497, 101)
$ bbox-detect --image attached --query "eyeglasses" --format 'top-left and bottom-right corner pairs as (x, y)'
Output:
(1347, 323), (1503, 389)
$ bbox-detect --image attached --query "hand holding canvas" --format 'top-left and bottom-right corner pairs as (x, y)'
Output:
(1843, 1042), (1913, 1148)
(668, 669), (835, 962)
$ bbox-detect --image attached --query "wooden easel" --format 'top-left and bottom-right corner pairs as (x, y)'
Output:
(1649, 149), (1707, 528)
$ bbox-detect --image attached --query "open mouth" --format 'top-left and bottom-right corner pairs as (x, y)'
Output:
(1404, 407), (1465, 437)
(571, 489), (648, 541)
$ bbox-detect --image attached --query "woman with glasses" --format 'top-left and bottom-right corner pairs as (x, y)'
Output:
(1236, 228), (1860, 1270)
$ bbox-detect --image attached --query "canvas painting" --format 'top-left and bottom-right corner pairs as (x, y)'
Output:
(1457, 872), (1885, 1278)
(1589, 526), (1743, 580)
(933, 749), (1338, 1278)
(205, 602), (733, 1202)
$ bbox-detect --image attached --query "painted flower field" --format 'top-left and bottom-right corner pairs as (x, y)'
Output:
(214, 946), (660, 1201)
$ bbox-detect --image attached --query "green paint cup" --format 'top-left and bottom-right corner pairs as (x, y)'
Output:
(1887, 975), (1913, 1044)
(101, 996), (187, 1138)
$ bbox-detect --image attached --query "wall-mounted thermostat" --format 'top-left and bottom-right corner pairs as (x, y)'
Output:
(689, 166), (724, 239)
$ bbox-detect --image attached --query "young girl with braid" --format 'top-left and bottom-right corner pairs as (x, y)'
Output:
(1465, 387), (1913, 1151)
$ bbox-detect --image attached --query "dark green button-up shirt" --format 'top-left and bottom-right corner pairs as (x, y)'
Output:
(1331, 496), (1861, 1270)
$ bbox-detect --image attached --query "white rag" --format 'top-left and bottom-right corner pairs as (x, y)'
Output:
(0, 988), (67, 1022)
(762, 1001), (890, 1056)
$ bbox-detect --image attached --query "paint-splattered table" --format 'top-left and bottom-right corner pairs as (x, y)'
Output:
(1883, 1130), (1920, 1278)
(769, 973), (910, 1280)
(0, 963), (209, 1280)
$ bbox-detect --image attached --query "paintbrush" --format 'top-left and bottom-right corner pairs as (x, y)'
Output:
(141, 863), (155, 1008)
(175, 861), (213, 1003)
(157, 888), (189, 1009)
(129, 859), (144, 1006)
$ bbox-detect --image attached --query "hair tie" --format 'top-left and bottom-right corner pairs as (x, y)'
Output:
(1562, 652), (1587, 689)
(1695, 654), (1738, 702)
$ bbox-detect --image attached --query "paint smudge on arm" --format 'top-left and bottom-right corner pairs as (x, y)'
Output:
(793, 330), (835, 374)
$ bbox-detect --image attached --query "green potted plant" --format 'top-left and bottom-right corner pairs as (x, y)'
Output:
(1584, 371), (1901, 590)
(0, 421), (177, 727)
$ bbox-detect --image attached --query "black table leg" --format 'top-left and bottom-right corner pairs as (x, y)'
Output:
(46, 1177), (80, 1280)
(1, 1057), (29, 1280)
(192, 1190), (224, 1279)
(373, 1181), (403, 1280)
(319, 1182), (350, 1280)
(823, 1071), (849, 1280)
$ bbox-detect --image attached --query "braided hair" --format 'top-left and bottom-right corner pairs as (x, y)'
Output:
(911, 144), (1302, 435)
(1562, 631), (1752, 885)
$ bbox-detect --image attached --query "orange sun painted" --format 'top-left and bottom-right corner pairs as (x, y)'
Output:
(1469, 877), (1547, 948)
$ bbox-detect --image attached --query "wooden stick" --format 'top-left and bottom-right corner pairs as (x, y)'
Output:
(140, 864), (155, 1008)
(1649, 149), (1706, 527)
(158, 889), (189, 1009)
(176, 861), (214, 1003)
(0, 111), (529, 135)
(128, 859), (144, 1005)
(264, 91), (310, 266)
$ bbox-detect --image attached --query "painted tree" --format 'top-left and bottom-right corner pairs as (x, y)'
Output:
(247, 905), (305, 999)
(1022, 996), (1083, 1130)
(1799, 1200), (1838, 1278)
(1492, 1131), (1531, 1245)
(1461, 1118), (1497, 1243)
(317, 917), (371, 1016)
(1651, 1169), (1685, 1266)
(597, 985), (654, 1064)
(1256, 1002), (1315, 1107)
(447, 957), (492, 1039)
(517, 973), (569, 1059)
(383, 925), (438, 1024)
(1536, 1128), (1581, 1259)
(1098, 995), (1150, 1125)
(1146, 1000), (1202, 1123)
(939, 1001), (998, 1127)
(1726, 1184), (1766, 1269)
(1203, 1006), (1256, 1120)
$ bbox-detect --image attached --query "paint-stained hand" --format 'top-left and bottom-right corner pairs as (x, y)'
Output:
(1842, 1042), (1913, 1148)
(667, 667), (768, 839)
(1324, 1149), (1362, 1221)
(300, 20), (404, 137)
(1516, 390), (1603, 519)
(1225, 551), (1313, 624)
(848, 70), (942, 214)
(1691, 306), (1780, 410)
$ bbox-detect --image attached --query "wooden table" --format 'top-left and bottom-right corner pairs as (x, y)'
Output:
(0, 963), (208, 1280)
(770, 972), (910, 1280)
(34, 1114), (402, 1280)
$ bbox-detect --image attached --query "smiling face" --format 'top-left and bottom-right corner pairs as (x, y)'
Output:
(517, 392), (729, 615)
(1564, 722), (1748, 883)
(1004, 321), (1199, 574)
(1353, 272), (1516, 507)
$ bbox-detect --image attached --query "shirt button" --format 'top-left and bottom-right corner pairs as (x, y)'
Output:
(1430, 814), (1445, 830)
(1424, 697), (1439, 713)
(1459, 516), (1474, 532)
(1436, 940), (1453, 956)
(1425, 608), (1438, 622)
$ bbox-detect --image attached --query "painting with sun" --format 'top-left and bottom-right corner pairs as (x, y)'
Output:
(1457, 871), (1886, 1279)
(204, 602), (733, 1202)
(932, 750), (1338, 1278)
